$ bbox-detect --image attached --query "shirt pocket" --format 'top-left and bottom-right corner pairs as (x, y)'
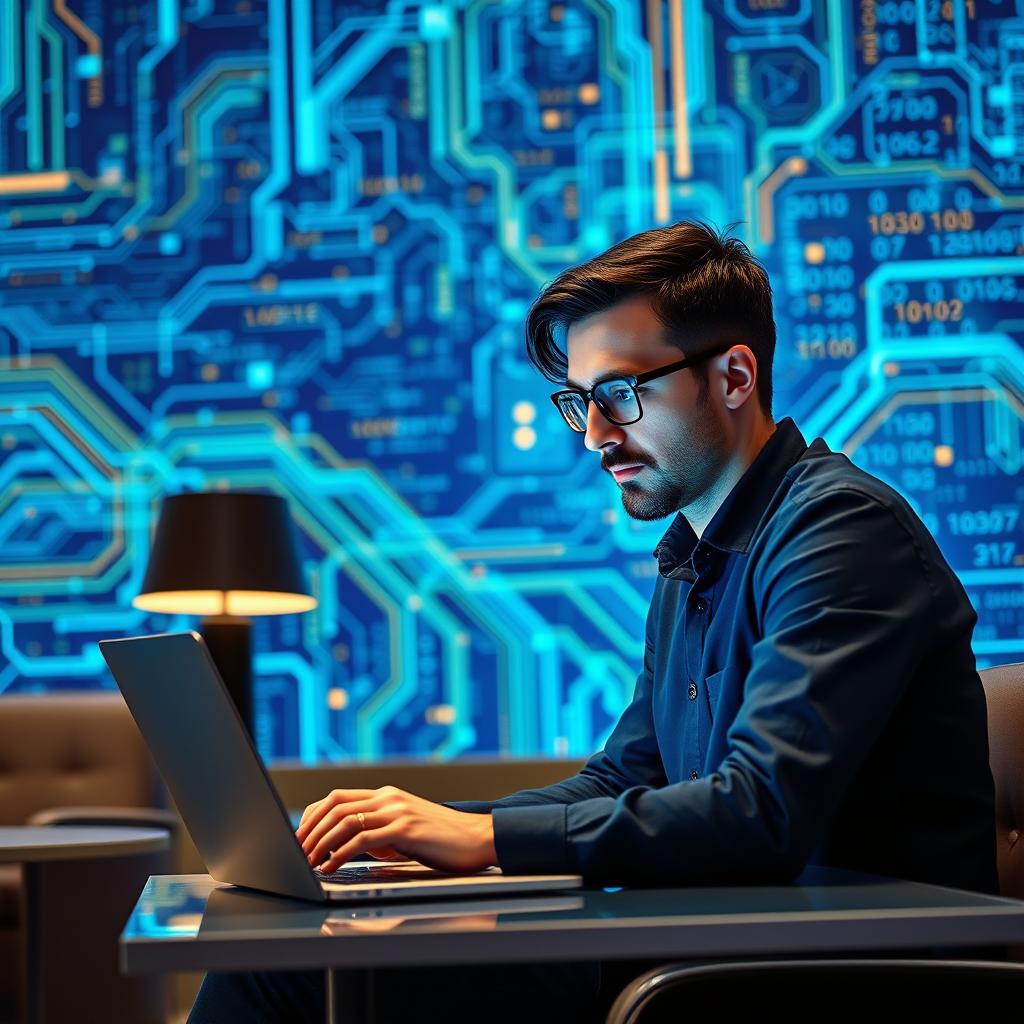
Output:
(704, 666), (729, 723)
(697, 666), (729, 763)
(702, 664), (744, 769)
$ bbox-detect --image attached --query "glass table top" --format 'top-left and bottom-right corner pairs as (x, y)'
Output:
(123, 864), (1024, 946)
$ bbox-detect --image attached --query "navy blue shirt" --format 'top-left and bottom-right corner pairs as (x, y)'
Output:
(450, 417), (999, 894)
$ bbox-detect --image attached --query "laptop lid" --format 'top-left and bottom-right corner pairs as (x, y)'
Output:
(100, 632), (325, 901)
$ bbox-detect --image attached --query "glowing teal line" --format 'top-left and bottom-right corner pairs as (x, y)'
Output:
(134, 0), (182, 231)
(5, 183), (109, 223)
(256, 652), (319, 763)
(585, 0), (645, 233)
(53, 610), (149, 634)
(196, 84), (263, 157)
(250, 0), (289, 262)
(427, 38), (451, 171)
(162, 274), (385, 334)
(805, 335), (1023, 445)
(25, 5), (41, 169)
(915, 0), (929, 59)
(723, 0), (810, 29)
(974, 638), (1024, 653)
(0, 450), (52, 494)
(686, 0), (706, 111)
(34, 0), (64, 168)
(308, 6), (403, 171)
(747, 0), (848, 249)
(292, 0), (316, 173)
(0, 606), (105, 675)
(90, 324), (153, 429)
(0, 389), (131, 478)
(159, 0), (178, 47)
(0, 0), (21, 125)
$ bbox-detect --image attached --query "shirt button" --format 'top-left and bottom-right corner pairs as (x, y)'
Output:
(694, 599), (707, 614)
(687, 682), (698, 700)
(690, 770), (699, 780)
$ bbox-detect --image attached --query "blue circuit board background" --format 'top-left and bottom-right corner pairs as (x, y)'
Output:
(1, 0), (1022, 763)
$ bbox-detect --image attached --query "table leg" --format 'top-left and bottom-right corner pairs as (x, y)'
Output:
(325, 967), (376, 1024)
(21, 852), (167, 1024)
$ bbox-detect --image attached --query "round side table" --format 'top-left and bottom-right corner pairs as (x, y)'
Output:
(0, 826), (170, 1024)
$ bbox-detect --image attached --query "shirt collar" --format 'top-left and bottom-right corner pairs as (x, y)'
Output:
(652, 416), (810, 580)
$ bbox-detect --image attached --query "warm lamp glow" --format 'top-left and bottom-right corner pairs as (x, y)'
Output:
(133, 590), (318, 616)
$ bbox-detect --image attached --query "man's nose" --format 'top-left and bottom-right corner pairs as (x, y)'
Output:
(583, 401), (627, 452)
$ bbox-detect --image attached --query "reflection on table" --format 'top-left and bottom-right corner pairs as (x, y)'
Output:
(124, 863), (1024, 950)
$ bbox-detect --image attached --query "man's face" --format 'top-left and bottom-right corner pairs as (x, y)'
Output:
(564, 294), (730, 521)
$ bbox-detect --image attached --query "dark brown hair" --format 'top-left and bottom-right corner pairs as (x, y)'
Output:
(525, 219), (776, 418)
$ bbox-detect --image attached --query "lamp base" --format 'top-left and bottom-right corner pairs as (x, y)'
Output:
(200, 616), (253, 736)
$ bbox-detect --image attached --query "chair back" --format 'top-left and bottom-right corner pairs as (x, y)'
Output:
(0, 692), (160, 825)
(606, 959), (1024, 1023)
(979, 663), (1024, 900)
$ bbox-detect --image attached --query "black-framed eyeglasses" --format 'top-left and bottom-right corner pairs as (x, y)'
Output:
(549, 342), (734, 432)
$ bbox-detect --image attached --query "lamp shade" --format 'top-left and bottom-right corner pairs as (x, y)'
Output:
(133, 492), (316, 616)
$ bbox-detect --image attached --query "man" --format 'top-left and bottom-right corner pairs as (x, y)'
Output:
(189, 220), (998, 1020)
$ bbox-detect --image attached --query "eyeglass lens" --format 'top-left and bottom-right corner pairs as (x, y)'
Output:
(557, 380), (640, 431)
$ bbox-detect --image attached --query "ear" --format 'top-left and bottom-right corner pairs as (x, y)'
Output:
(718, 345), (758, 411)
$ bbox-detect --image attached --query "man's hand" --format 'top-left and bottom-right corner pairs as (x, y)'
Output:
(295, 786), (497, 875)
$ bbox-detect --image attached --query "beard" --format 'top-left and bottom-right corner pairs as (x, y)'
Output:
(617, 388), (730, 522)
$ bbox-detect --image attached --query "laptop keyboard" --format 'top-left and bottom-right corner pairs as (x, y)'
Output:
(316, 861), (496, 884)
(316, 865), (389, 883)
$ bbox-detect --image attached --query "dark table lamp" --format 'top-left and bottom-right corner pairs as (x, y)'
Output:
(132, 492), (317, 735)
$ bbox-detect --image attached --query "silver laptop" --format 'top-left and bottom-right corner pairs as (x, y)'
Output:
(99, 632), (582, 904)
